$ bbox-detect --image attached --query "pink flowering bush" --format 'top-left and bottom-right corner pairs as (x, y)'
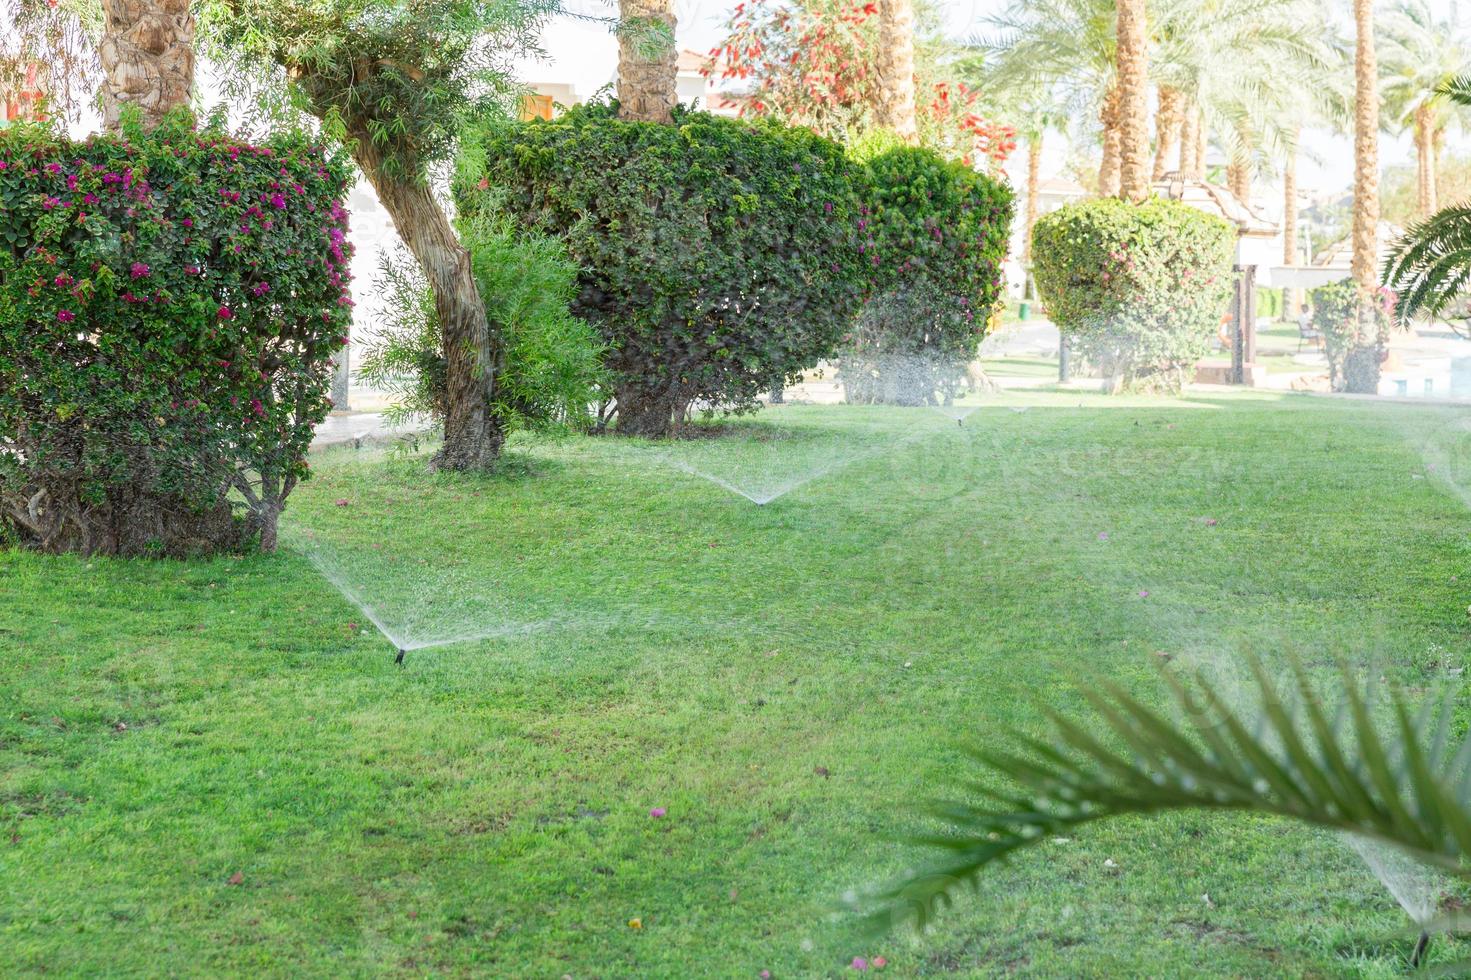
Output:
(0, 113), (354, 556)
(1032, 198), (1235, 393)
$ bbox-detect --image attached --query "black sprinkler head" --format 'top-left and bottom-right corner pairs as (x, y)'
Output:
(395, 648), (406, 665)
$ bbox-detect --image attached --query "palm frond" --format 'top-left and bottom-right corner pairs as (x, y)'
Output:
(872, 655), (1471, 934)
(1383, 204), (1471, 325)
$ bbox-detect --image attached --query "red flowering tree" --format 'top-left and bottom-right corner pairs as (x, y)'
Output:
(704, 0), (1015, 169)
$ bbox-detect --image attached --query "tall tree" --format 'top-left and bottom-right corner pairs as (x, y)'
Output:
(1113, 0), (1150, 200)
(1151, 85), (1184, 178)
(204, 0), (556, 471)
(1378, 0), (1468, 219)
(2, 0), (100, 123)
(1352, 0), (1380, 295)
(616, 0), (676, 123)
(99, 0), (194, 129)
(981, 0), (1119, 194)
(875, 0), (918, 140)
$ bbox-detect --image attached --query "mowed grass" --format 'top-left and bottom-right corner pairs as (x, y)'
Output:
(6, 390), (1471, 977)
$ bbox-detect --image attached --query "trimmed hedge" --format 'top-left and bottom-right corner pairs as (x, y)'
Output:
(1032, 197), (1235, 392)
(0, 115), (353, 555)
(844, 138), (1013, 404)
(461, 102), (870, 437)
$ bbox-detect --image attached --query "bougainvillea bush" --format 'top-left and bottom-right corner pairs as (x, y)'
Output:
(1032, 198), (1235, 393)
(0, 114), (353, 556)
(841, 137), (1013, 405)
(465, 102), (868, 437)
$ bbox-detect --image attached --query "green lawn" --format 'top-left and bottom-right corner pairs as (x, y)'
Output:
(6, 390), (1471, 977)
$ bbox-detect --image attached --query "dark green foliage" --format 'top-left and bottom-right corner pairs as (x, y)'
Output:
(360, 213), (607, 432)
(462, 102), (870, 436)
(841, 137), (1014, 405)
(201, 0), (558, 177)
(1383, 203), (1471, 327)
(1031, 197), (1235, 392)
(0, 114), (353, 554)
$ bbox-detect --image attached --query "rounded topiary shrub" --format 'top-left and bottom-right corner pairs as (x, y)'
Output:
(0, 116), (354, 556)
(841, 138), (1014, 406)
(1031, 197), (1236, 392)
(460, 102), (869, 437)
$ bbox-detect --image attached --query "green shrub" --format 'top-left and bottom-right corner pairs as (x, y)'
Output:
(1031, 197), (1235, 392)
(0, 114), (353, 555)
(1311, 278), (1390, 393)
(360, 211), (607, 434)
(840, 136), (1014, 405)
(460, 102), (869, 437)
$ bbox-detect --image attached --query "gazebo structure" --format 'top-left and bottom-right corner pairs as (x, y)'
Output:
(1153, 173), (1281, 385)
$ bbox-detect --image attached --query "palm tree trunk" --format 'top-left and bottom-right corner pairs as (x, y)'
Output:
(1433, 125), (1444, 214)
(1099, 86), (1122, 197)
(1284, 131), (1300, 313)
(1023, 131), (1042, 263)
(351, 134), (504, 470)
(1179, 102), (1200, 179)
(1413, 105), (1432, 219)
(876, 0), (918, 141)
(1114, 0), (1150, 201)
(1352, 0), (1380, 294)
(617, 0), (677, 123)
(1348, 0), (1382, 394)
(1191, 110), (1207, 180)
(1152, 86), (1183, 179)
(98, 0), (195, 129)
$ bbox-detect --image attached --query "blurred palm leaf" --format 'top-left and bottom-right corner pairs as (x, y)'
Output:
(1383, 203), (1471, 325)
(877, 656), (1471, 935)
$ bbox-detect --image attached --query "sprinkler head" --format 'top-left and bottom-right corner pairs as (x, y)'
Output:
(394, 647), (406, 665)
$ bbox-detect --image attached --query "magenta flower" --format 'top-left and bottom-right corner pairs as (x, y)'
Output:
(251, 281), (270, 297)
(1138, 590), (1150, 598)
(851, 958), (869, 971)
(1097, 532), (1109, 541)
(250, 399), (266, 418)
(270, 193), (287, 209)
(649, 807), (666, 818)
(130, 262), (149, 278)
(56, 309), (75, 322)
(217, 305), (233, 320)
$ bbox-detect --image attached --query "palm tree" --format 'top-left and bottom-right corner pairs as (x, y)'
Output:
(1384, 78), (1471, 325)
(1114, 0), (1149, 200)
(1151, 0), (1340, 204)
(875, 655), (1465, 969)
(876, 0), (918, 141)
(98, 0), (195, 129)
(1353, 0), (1381, 299)
(1378, 1), (1469, 219)
(616, 0), (676, 123)
(981, 0), (1119, 195)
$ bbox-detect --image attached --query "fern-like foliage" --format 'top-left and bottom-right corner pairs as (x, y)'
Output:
(1384, 203), (1471, 325)
(877, 657), (1471, 934)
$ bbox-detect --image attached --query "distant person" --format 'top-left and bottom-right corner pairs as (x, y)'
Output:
(1297, 303), (1324, 351)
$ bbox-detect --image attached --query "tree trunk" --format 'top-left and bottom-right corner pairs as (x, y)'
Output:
(1191, 109), (1207, 180)
(98, 0), (195, 129)
(1283, 132), (1300, 313)
(1349, 0), (1382, 394)
(617, 0), (677, 123)
(1351, 0), (1380, 294)
(876, 0), (918, 142)
(1099, 86), (1122, 198)
(1413, 104), (1435, 219)
(614, 383), (686, 437)
(1179, 102), (1200, 179)
(351, 136), (504, 470)
(1114, 0), (1150, 201)
(1023, 130), (1042, 263)
(1152, 86), (1183, 180)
